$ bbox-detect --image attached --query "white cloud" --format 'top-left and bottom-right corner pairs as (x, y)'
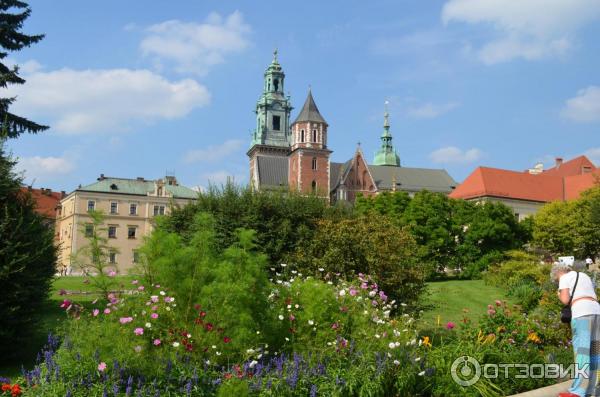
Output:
(562, 86), (600, 123)
(406, 102), (459, 119)
(184, 139), (245, 164)
(7, 67), (210, 134)
(584, 148), (600, 166)
(429, 146), (483, 164)
(16, 155), (75, 179)
(140, 11), (251, 75)
(442, 0), (600, 64)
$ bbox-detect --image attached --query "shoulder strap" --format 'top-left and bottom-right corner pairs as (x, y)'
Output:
(569, 272), (580, 306)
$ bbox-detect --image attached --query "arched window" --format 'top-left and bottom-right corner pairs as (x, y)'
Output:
(312, 157), (317, 170)
(362, 170), (368, 190)
(312, 130), (317, 142)
(311, 180), (317, 193)
(300, 130), (305, 142)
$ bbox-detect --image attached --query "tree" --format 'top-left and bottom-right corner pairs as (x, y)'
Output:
(0, 0), (48, 138)
(291, 214), (427, 309)
(0, 140), (56, 357)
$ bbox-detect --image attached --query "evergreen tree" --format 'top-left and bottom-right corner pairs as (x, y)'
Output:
(0, 0), (48, 138)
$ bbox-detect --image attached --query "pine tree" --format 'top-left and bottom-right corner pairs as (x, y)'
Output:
(0, 0), (48, 138)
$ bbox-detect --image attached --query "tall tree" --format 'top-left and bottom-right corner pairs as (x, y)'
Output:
(0, 0), (48, 138)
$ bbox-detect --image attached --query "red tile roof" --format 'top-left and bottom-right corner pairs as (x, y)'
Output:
(450, 156), (598, 203)
(20, 187), (63, 219)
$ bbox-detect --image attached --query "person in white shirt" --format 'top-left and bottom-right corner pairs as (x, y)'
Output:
(552, 263), (600, 397)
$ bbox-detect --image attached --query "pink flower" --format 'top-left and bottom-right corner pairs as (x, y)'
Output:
(331, 322), (339, 330)
(360, 282), (368, 289)
(151, 305), (158, 311)
(289, 314), (295, 321)
(151, 313), (159, 319)
(108, 270), (116, 277)
(487, 309), (496, 316)
(164, 297), (172, 303)
(92, 309), (100, 317)
(134, 328), (144, 336)
(446, 322), (456, 330)
(371, 300), (378, 306)
(153, 339), (161, 346)
(119, 317), (133, 324)
(349, 288), (358, 296)
(379, 291), (388, 301)
(155, 284), (160, 288)
(60, 300), (71, 309)
(98, 362), (107, 372)
(138, 286), (145, 291)
(150, 296), (159, 303)
(132, 280), (139, 285)
(495, 300), (502, 306)
(104, 308), (111, 314)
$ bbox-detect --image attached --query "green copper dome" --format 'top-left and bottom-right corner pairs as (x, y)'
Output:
(373, 103), (400, 166)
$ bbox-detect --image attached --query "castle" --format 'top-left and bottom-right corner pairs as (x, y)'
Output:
(247, 51), (457, 203)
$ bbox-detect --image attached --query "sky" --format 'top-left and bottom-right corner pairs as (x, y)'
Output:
(5, 0), (600, 192)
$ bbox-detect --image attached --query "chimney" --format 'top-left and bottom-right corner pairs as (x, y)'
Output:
(61, 191), (66, 198)
(555, 158), (563, 168)
(98, 173), (105, 181)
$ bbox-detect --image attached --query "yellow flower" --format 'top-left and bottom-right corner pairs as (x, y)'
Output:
(527, 332), (542, 344)
(421, 336), (432, 348)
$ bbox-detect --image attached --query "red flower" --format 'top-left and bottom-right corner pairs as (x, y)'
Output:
(2, 384), (11, 392)
(194, 318), (203, 325)
(224, 373), (232, 380)
(200, 311), (207, 317)
(194, 304), (201, 310)
(11, 384), (21, 397)
(60, 299), (71, 309)
(223, 336), (231, 343)
(205, 323), (213, 331)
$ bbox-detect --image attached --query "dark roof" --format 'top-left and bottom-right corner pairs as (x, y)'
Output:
(257, 156), (289, 188)
(293, 90), (327, 125)
(369, 166), (457, 193)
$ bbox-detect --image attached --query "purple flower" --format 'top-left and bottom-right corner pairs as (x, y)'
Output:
(134, 328), (144, 336)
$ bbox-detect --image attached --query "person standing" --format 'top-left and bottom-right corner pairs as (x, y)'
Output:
(553, 263), (600, 397)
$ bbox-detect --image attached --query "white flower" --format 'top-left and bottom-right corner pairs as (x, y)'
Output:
(375, 334), (380, 339)
(249, 360), (258, 368)
(291, 270), (297, 274)
(187, 333), (191, 338)
(270, 267), (275, 271)
(395, 342), (401, 347)
(216, 351), (221, 356)
(166, 307), (171, 311)
(276, 280), (282, 284)
(246, 349), (255, 354)
(205, 360), (210, 365)
(418, 371), (425, 376)
(160, 291), (166, 296)
(400, 302), (407, 307)
(256, 331), (261, 334)
(327, 281), (333, 285)
(339, 290), (346, 296)
(387, 352), (392, 358)
(393, 360), (400, 365)
(278, 315), (284, 320)
(285, 337), (289, 341)
(308, 320), (314, 325)
(287, 304), (291, 309)
(415, 357), (421, 362)
(172, 342), (180, 348)
(369, 290), (376, 297)
(294, 304), (299, 309)
(327, 342), (332, 346)
(318, 268), (324, 272)
(280, 264), (287, 267)
(257, 354), (263, 359)
(313, 327), (317, 331)
(212, 345), (217, 349)
(388, 342), (396, 349)
(145, 322), (152, 328)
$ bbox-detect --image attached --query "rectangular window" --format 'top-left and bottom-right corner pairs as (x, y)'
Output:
(128, 226), (136, 239)
(108, 226), (117, 239)
(85, 223), (94, 237)
(109, 252), (117, 264)
(133, 250), (140, 264)
(272, 115), (281, 131)
(153, 205), (165, 216)
(87, 200), (95, 212)
(110, 201), (118, 214)
(312, 157), (317, 170)
(129, 203), (137, 215)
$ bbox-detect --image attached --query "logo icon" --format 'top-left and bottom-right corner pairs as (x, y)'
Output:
(451, 356), (481, 386)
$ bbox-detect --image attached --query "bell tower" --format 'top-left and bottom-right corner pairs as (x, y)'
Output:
(373, 101), (400, 166)
(288, 89), (331, 199)
(248, 50), (294, 188)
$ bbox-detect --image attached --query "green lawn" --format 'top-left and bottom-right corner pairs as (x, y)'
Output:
(420, 279), (513, 329)
(0, 275), (135, 380)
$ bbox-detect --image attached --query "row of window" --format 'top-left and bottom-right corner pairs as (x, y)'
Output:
(87, 200), (165, 216)
(108, 250), (140, 265)
(85, 224), (138, 239)
(299, 129), (319, 143)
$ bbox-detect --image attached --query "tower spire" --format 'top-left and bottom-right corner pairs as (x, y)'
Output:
(373, 100), (400, 166)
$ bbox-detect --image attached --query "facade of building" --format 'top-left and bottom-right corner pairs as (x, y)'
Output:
(450, 156), (599, 220)
(55, 175), (197, 273)
(247, 52), (457, 202)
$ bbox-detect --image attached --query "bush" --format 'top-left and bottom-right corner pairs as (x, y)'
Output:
(0, 143), (56, 358)
(291, 214), (427, 310)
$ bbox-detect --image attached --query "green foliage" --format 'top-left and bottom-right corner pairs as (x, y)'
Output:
(532, 186), (600, 258)
(0, 0), (48, 137)
(355, 191), (411, 218)
(163, 182), (345, 266)
(70, 210), (119, 298)
(0, 141), (56, 357)
(291, 214), (427, 308)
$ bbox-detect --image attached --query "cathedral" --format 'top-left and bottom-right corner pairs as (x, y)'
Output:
(247, 52), (457, 203)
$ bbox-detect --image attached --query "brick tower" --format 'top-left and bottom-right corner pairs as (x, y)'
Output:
(288, 89), (331, 199)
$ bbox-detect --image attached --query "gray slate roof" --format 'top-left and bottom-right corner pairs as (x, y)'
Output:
(369, 166), (457, 193)
(293, 90), (327, 125)
(78, 177), (198, 199)
(257, 156), (289, 188)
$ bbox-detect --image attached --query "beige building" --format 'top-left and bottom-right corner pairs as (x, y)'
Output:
(56, 174), (197, 274)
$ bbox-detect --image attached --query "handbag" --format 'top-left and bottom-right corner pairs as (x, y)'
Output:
(560, 272), (579, 323)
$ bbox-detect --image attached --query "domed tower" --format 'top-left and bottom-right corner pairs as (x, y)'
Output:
(373, 102), (400, 167)
(288, 89), (331, 199)
(248, 50), (293, 188)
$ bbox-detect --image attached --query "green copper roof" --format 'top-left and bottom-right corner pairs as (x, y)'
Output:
(78, 177), (198, 199)
(373, 103), (400, 166)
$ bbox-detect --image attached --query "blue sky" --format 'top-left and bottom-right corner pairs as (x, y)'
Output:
(6, 0), (600, 191)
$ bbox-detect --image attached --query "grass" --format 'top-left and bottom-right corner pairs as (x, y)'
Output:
(419, 279), (514, 329)
(0, 275), (135, 380)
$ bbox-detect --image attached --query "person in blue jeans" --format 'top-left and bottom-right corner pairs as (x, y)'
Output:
(552, 263), (600, 397)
